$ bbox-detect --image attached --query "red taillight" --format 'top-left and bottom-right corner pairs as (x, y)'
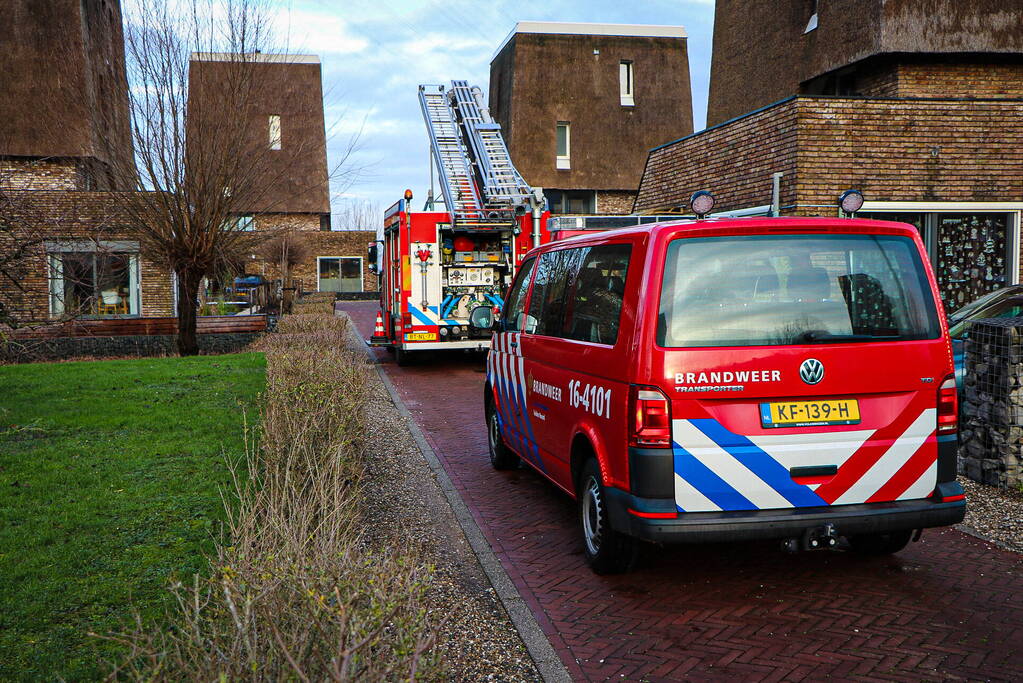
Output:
(937, 375), (958, 434)
(629, 385), (672, 448)
(401, 312), (412, 328)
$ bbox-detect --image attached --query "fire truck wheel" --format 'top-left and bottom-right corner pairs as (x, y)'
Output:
(848, 530), (912, 555)
(486, 399), (519, 470)
(394, 346), (413, 366)
(579, 459), (638, 574)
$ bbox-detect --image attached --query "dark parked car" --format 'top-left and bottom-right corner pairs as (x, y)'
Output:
(948, 285), (1023, 387)
(229, 274), (267, 295)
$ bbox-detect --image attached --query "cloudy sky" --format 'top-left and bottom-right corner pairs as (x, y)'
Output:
(273, 0), (716, 226)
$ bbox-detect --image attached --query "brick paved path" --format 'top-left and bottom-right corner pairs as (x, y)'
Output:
(342, 301), (1023, 682)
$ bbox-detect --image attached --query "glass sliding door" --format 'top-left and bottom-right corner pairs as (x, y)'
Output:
(48, 251), (139, 317)
(318, 257), (363, 293)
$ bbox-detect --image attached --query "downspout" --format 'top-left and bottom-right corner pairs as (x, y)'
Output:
(771, 172), (784, 217)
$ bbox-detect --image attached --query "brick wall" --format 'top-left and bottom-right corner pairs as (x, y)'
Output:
(634, 98), (799, 214)
(795, 97), (1023, 207)
(635, 95), (1023, 215)
(0, 159), (82, 190)
(596, 191), (637, 214)
(891, 61), (1023, 99)
(248, 221), (377, 293)
(0, 191), (175, 324)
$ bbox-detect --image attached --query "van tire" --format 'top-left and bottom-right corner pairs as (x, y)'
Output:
(486, 399), (519, 470)
(394, 347), (412, 367)
(848, 530), (912, 555)
(579, 459), (638, 574)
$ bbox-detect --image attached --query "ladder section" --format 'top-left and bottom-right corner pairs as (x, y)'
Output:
(419, 84), (484, 222)
(448, 80), (532, 210)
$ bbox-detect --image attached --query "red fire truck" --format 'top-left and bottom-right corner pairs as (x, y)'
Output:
(368, 81), (550, 365)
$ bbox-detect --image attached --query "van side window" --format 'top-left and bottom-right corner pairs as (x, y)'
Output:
(528, 248), (586, 336)
(563, 244), (632, 345)
(503, 256), (536, 332)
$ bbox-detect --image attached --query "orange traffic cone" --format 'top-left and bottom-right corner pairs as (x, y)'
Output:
(369, 310), (389, 345)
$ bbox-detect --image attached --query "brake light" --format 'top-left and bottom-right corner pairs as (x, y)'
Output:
(937, 375), (957, 434)
(629, 385), (672, 448)
(401, 312), (412, 328)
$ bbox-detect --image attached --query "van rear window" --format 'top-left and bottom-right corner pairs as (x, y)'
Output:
(657, 234), (941, 348)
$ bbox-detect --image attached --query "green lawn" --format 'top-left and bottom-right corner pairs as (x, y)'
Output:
(0, 353), (265, 682)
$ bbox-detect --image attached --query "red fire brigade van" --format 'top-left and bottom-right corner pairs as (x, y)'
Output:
(473, 217), (965, 573)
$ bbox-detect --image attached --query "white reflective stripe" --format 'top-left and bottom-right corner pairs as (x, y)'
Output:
(833, 409), (936, 506)
(674, 472), (720, 512)
(673, 419), (792, 510)
(899, 460), (937, 500)
(746, 430), (873, 469)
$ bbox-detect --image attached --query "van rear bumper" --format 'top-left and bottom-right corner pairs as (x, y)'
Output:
(605, 484), (966, 545)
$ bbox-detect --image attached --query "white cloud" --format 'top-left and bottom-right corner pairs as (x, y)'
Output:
(275, 8), (369, 55)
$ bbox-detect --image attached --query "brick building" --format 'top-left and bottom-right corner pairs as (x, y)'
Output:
(489, 22), (692, 215)
(0, 0), (178, 323)
(635, 0), (1023, 311)
(187, 53), (376, 294)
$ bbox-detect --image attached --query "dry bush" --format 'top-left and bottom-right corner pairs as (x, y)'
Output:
(106, 313), (442, 680)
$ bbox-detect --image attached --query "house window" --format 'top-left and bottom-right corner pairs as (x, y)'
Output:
(619, 61), (634, 106)
(805, 0), (819, 33)
(556, 122), (570, 170)
(47, 243), (140, 317)
(228, 215), (254, 231)
(317, 256), (363, 293)
(269, 114), (282, 150)
(546, 189), (595, 215)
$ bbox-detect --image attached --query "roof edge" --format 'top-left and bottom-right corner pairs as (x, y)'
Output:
(492, 21), (687, 63)
(190, 52), (320, 64)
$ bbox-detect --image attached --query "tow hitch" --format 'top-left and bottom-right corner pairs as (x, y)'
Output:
(782, 523), (840, 553)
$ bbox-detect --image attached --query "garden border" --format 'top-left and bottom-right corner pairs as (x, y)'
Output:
(337, 311), (571, 683)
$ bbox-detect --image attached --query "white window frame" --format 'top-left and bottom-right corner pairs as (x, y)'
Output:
(556, 122), (571, 170)
(860, 201), (1023, 286)
(619, 61), (634, 106)
(45, 241), (142, 317)
(317, 255), (364, 293)
(269, 114), (282, 150)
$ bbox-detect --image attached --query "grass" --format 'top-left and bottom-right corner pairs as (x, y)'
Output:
(0, 353), (265, 682)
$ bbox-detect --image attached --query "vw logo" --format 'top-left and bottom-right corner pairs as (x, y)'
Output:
(800, 358), (824, 385)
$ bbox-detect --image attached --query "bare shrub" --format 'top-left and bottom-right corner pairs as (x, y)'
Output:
(104, 313), (442, 680)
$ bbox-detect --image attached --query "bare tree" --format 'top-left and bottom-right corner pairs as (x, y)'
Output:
(332, 198), (382, 231)
(88, 0), (336, 355)
(257, 229), (309, 313)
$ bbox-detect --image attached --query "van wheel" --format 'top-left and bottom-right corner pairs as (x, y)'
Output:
(394, 347), (412, 367)
(579, 459), (638, 574)
(486, 399), (519, 470)
(848, 530), (912, 555)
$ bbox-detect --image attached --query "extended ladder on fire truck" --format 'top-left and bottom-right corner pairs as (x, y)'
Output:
(418, 80), (537, 226)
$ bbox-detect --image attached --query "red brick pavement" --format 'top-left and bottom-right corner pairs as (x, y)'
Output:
(341, 301), (1023, 682)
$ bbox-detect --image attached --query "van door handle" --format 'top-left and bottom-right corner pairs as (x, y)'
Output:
(509, 341), (518, 348)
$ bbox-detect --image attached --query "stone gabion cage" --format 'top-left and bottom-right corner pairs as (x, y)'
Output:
(960, 318), (1023, 489)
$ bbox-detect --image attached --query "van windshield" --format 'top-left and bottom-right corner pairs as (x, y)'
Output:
(658, 234), (941, 348)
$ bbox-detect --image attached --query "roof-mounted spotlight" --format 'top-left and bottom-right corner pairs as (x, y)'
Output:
(690, 190), (716, 219)
(839, 189), (864, 215)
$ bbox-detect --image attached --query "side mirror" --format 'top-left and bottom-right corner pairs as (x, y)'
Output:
(469, 305), (494, 330)
(522, 314), (538, 334)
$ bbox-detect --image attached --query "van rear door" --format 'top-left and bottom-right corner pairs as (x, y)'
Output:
(654, 230), (950, 513)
